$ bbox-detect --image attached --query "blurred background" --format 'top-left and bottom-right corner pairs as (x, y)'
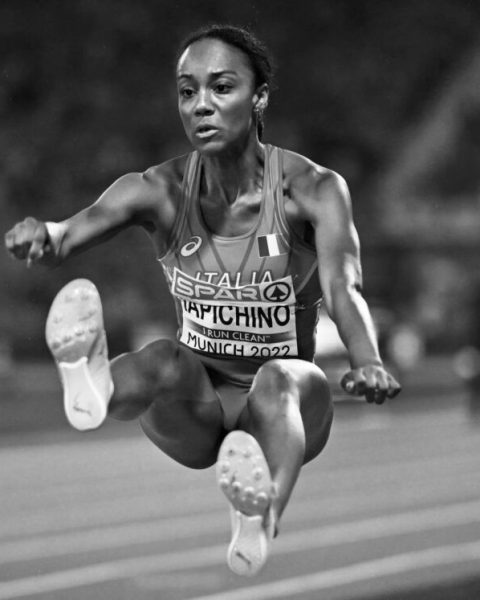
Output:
(1, 2), (480, 599)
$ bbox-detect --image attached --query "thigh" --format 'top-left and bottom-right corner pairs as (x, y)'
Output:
(138, 341), (226, 469)
(244, 358), (334, 464)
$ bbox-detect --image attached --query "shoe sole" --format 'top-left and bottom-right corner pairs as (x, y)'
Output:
(216, 430), (274, 576)
(45, 279), (108, 431)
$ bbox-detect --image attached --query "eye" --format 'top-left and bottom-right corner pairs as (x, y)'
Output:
(179, 87), (195, 99)
(214, 83), (233, 94)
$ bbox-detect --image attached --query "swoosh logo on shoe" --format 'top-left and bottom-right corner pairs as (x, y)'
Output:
(180, 236), (203, 257)
(72, 394), (92, 415)
(234, 549), (252, 567)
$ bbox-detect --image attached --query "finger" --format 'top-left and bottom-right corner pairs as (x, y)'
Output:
(374, 388), (388, 404)
(12, 218), (41, 261)
(19, 237), (33, 260)
(341, 372), (365, 396)
(364, 370), (378, 389)
(340, 372), (355, 394)
(356, 380), (368, 396)
(387, 384), (402, 398)
(7, 222), (31, 259)
(27, 224), (47, 265)
(4, 230), (15, 254)
(365, 386), (388, 404)
(362, 367), (390, 403)
(15, 231), (32, 260)
(345, 381), (355, 393)
(366, 366), (390, 388)
(385, 374), (402, 398)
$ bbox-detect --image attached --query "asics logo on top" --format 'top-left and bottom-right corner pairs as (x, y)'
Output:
(180, 236), (203, 257)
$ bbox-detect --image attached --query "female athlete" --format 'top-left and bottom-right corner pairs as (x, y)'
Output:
(4, 24), (401, 576)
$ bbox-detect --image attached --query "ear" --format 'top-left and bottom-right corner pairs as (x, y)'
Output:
(253, 83), (269, 111)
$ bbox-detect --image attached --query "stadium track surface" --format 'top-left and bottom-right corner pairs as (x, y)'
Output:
(1, 357), (480, 600)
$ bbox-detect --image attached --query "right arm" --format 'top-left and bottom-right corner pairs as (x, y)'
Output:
(5, 166), (179, 267)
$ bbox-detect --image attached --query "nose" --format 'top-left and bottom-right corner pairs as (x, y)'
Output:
(194, 88), (214, 116)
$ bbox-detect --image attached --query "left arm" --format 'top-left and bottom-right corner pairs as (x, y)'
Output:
(294, 166), (401, 403)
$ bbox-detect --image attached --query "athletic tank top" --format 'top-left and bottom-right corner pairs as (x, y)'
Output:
(159, 145), (322, 375)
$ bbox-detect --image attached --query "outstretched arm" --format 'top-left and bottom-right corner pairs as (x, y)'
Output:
(308, 169), (400, 403)
(5, 168), (175, 267)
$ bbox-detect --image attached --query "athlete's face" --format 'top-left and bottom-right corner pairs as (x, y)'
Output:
(176, 39), (266, 154)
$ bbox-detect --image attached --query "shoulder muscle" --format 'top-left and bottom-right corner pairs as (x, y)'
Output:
(96, 154), (187, 235)
(282, 149), (350, 225)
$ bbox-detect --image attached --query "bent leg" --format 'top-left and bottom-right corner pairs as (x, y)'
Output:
(109, 339), (225, 469)
(238, 359), (333, 526)
(45, 279), (224, 468)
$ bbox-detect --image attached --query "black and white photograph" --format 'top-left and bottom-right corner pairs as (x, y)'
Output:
(1, 1), (480, 599)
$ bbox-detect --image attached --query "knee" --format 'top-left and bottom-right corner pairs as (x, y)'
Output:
(253, 360), (296, 393)
(247, 360), (297, 418)
(249, 361), (333, 426)
(110, 339), (183, 413)
(136, 338), (183, 393)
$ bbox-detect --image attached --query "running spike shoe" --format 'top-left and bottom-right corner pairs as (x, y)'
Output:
(216, 430), (275, 576)
(45, 279), (113, 430)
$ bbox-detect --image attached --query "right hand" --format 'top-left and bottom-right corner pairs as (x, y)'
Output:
(4, 217), (51, 267)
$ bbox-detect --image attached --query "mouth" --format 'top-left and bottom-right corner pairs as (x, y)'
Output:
(195, 125), (219, 139)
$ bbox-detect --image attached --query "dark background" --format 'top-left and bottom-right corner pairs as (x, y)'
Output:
(1, 0), (480, 363)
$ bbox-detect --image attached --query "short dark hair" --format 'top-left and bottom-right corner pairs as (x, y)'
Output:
(177, 24), (275, 140)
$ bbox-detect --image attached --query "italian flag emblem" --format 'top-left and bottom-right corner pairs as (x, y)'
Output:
(257, 234), (288, 257)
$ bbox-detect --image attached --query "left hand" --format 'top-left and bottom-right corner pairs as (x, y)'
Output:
(340, 364), (401, 404)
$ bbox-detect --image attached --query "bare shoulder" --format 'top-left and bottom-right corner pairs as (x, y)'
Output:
(113, 154), (189, 230)
(131, 154), (188, 210)
(281, 148), (350, 223)
(141, 154), (188, 194)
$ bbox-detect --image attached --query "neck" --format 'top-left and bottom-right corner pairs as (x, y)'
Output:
(200, 132), (265, 205)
